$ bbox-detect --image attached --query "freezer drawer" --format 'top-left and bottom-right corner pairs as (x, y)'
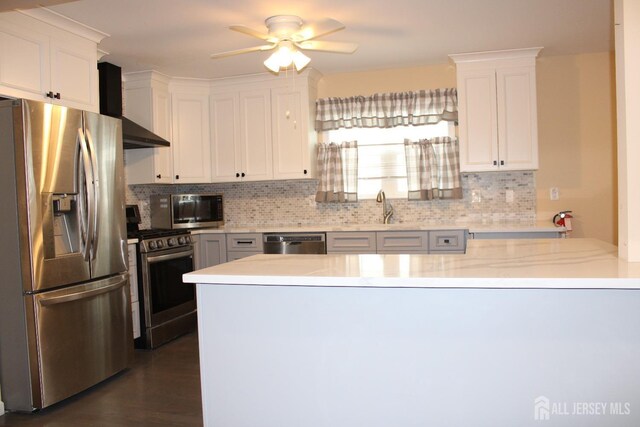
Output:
(30, 273), (133, 408)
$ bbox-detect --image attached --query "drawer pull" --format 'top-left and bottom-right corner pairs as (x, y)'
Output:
(444, 239), (450, 244)
(237, 240), (253, 245)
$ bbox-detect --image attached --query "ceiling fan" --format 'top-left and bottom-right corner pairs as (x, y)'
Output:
(210, 15), (358, 73)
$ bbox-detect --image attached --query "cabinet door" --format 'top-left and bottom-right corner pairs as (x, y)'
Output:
(239, 88), (273, 181)
(49, 38), (98, 112)
(151, 87), (173, 183)
(210, 92), (243, 182)
(199, 234), (228, 268)
(171, 91), (211, 183)
(496, 66), (538, 170)
(326, 232), (377, 254)
(0, 21), (50, 100)
(376, 231), (430, 254)
(271, 87), (311, 179)
(457, 69), (499, 172)
(124, 84), (173, 184)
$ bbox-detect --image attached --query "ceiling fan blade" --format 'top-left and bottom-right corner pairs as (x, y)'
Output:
(210, 44), (276, 59)
(229, 25), (277, 42)
(296, 40), (358, 54)
(297, 18), (345, 41)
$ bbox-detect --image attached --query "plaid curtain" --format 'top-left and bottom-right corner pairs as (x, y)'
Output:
(404, 137), (462, 200)
(315, 141), (358, 203)
(315, 88), (457, 131)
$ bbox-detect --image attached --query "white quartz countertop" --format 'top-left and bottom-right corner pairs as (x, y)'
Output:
(189, 220), (564, 234)
(184, 238), (640, 289)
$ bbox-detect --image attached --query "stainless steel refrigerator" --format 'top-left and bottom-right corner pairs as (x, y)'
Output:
(0, 99), (132, 412)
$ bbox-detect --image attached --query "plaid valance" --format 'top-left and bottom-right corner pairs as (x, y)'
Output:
(315, 88), (457, 131)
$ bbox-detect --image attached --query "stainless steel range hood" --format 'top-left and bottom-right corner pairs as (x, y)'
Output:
(121, 116), (170, 149)
(98, 62), (170, 149)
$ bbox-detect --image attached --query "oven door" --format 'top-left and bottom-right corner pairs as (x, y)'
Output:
(141, 246), (195, 328)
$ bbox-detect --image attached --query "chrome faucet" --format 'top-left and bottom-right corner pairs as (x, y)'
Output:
(376, 190), (394, 224)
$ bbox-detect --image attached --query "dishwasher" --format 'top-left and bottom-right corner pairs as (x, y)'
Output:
(263, 233), (327, 254)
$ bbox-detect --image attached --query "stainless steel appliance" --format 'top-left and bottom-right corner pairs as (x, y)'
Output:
(0, 99), (131, 412)
(127, 206), (196, 349)
(263, 233), (327, 254)
(150, 194), (224, 229)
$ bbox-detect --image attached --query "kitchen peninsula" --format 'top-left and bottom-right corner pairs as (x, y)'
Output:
(184, 239), (640, 427)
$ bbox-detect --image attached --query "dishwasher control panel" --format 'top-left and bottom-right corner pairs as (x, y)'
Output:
(263, 233), (326, 254)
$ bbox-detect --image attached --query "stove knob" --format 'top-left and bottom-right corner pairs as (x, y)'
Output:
(168, 238), (177, 247)
(148, 241), (157, 250)
(178, 236), (186, 245)
(156, 240), (164, 249)
(185, 236), (191, 244)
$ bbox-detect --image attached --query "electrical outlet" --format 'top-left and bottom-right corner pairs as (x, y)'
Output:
(550, 187), (560, 201)
(471, 190), (482, 203)
(506, 189), (514, 203)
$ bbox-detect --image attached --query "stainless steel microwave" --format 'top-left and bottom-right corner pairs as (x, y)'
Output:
(150, 194), (224, 229)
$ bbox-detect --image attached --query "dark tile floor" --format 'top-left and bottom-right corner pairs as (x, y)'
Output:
(0, 333), (202, 427)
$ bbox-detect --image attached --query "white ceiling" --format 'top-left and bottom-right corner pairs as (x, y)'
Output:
(37, 0), (614, 79)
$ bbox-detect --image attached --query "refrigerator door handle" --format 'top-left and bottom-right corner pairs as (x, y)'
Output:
(38, 280), (127, 306)
(84, 128), (100, 260)
(77, 128), (95, 262)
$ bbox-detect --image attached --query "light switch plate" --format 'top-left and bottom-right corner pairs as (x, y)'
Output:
(550, 187), (560, 200)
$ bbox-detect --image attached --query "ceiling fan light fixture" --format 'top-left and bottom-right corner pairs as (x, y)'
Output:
(292, 50), (311, 71)
(264, 41), (310, 73)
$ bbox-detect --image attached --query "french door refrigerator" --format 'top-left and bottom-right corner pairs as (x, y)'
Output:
(0, 99), (132, 412)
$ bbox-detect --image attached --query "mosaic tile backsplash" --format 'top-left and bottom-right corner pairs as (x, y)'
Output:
(126, 172), (536, 229)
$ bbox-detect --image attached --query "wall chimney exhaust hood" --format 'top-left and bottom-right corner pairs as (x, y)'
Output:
(120, 117), (170, 149)
(98, 62), (170, 149)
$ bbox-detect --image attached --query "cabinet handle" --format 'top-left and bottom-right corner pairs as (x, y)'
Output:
(500, 160), (505, 166)
(175, 175), (179, 180)
(45, 91), (54, 98)
(303, 169), (308, 175)
(236, 173), (240, 178)
(156, 174), (162, 179)
(493, 160), (498, 166)
(54, 92), (61, 100)
(241, 172), (245, 177)
(237, 240), (253, 245)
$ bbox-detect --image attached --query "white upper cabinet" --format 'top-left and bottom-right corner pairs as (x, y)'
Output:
(271, 82), (317, 180)
(210, 87), (273, 182)
(238, 88), (273, 181)
(122, 70), (320, 185)
(124, 71), (173, 184)
(210, 92), (242, 182)
(450, 48), (542, 172)
(171, 80), (211, 183)
(0, 10), (105, 112)
(210, 70), (319, 183)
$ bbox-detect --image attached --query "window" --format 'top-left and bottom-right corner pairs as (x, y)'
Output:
(324, 121), (455, 199)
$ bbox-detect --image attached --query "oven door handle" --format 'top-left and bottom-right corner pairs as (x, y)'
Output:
(145, 247), (194, 264)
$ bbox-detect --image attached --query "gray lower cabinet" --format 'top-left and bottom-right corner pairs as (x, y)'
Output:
(198, 234), (227, 268)
(428, 230), (467, 254)
(377, 231), (430, 254)
(470, 231), (564, 239)
(226, 233), (263, 261)
(326, 232), (377, 254)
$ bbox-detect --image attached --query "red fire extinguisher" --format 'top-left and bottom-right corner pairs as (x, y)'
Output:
(553, 211), (573, 232)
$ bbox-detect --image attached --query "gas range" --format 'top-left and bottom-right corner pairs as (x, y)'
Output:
(127, 228), (192, 253)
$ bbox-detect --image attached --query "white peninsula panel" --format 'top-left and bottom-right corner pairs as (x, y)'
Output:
(186, 239), (640, 427)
